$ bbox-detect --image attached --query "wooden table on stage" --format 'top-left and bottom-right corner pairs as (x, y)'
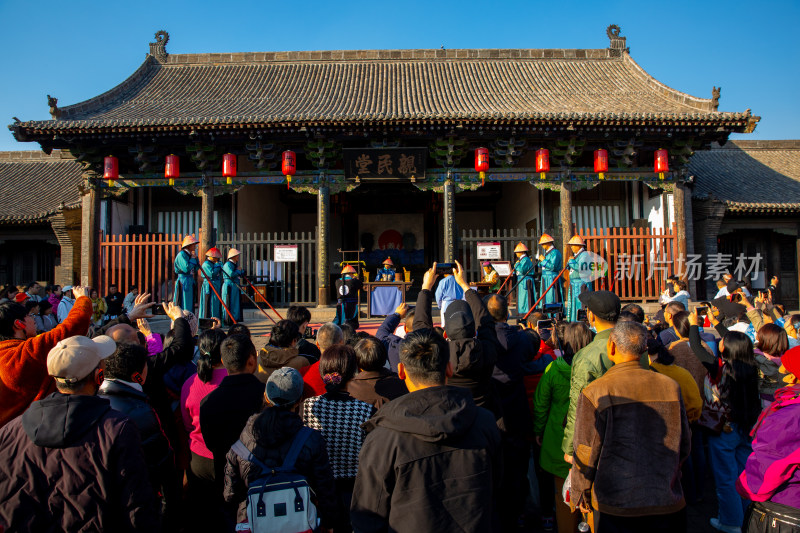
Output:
(470, 281), (495, 296)
(363, 281), (414, 318)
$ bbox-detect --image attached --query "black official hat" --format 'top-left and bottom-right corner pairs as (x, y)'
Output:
(726, 279), (743, 293)
(578, 290), (621, 322)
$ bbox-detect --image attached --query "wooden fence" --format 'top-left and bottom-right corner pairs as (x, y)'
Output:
(99, 230), (317, 307)
(218, 231), (317, 306)
(458, 228), (538, 282)
(578, 224), (677, 301)
(99, 233), (182, 302)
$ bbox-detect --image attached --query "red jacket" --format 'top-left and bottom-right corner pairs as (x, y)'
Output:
(0, 296), (92, 428)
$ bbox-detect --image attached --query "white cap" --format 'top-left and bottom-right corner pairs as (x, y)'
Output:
(47, 335), (116, 383)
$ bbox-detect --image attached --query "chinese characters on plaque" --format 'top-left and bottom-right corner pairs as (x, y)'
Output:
(344, 148), (427, 181)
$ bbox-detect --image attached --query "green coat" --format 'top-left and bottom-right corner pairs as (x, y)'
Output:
(533, 357), (572, 479)
(560, 328), (649, 456)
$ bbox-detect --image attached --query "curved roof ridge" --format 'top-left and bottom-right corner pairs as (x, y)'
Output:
(58, 57), (159, 120)
(620, 52), (714, 113)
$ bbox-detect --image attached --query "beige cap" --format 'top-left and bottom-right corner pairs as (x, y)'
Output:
(47, 335), (116, 383)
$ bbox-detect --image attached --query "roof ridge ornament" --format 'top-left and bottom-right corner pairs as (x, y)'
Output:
(712, 86), (721, 111)
(47, 95), (60, 119)
(606, 24), (629, 57)
(149, 30), (169, 63)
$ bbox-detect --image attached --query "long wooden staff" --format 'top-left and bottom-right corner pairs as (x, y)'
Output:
(242, 275), (284, 320)
(223, 271), (277, 325)
(522, 267), (568, 322)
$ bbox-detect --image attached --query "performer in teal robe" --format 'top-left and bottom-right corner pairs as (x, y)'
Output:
(513, 242), (536, 315)
(222, 248), (244, 325)
(173, 234), (200, 311)
(537, 234), (563, 306)
(199, 247), (223, 320)
(566, 235), (594, 321)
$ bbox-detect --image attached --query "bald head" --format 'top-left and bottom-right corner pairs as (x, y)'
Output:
(106, 323), (140, 346)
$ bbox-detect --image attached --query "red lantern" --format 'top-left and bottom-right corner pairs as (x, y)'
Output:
(165, 154), (180, 186)
(654, 149), (669, 180)
(103, 155), (118, 186)
(222, 153), (237, 185)
(594, 148), (608, 180)
(535, 148), (550, 179)
(282, 150), (296, 190)
(475, 147), (489, 186)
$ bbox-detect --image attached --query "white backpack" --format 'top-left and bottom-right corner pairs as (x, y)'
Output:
(231, 427), (317, 533)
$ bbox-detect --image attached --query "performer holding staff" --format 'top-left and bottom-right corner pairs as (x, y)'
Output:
(565, 235), (594, 321)
(513, 242), (536, 315)
(199, 247), (223, 319)
(173, 234), (200, 311)
(537, 233), (563, 305)
(222, 248), (244, 324)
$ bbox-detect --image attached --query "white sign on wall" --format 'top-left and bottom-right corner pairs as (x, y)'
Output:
(274, 245), (298, 262)
(477, 242), (502, 260)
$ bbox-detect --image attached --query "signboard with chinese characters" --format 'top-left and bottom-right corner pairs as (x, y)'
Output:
(343, 148), (427, 181)
(477, 242), (502, 260)
(274, 244), (298, 262)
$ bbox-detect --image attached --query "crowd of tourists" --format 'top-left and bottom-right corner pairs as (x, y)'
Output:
(0, 256), (799, 533)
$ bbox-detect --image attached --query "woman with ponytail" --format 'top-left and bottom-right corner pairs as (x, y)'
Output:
(179, 327), (228, 530)
(688, 309), (760, 533)
(302, 344), (375, 532)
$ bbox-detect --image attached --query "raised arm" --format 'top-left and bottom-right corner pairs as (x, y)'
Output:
(412, 264), (438, 331)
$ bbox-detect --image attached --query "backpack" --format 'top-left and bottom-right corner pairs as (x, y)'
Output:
(231, 427), (317, 533)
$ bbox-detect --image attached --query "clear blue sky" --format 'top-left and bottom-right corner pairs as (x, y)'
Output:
(1, 0), (797, 151)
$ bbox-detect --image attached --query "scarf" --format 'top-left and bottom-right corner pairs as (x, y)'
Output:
(750, 384), (800, 437)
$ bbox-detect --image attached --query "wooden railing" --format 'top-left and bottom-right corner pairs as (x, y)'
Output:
(99, 233), (181, 301)
(578, 224), (677, 301)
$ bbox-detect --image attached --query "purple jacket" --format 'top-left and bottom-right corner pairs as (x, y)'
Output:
(737, 385), (800, 509)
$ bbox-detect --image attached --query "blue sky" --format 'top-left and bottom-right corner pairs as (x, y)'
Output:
(1, 0), (797, 151)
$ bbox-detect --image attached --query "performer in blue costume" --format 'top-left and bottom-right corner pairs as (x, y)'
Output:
(537, 233), (563, 306)
(513, 242), (536, 315)
(198, 247), (223, 320)
(222, 247), (244, 325)
(374, 257), (397, 281)
(565, 235), (594, 321)
(173, 234), (200, 311)
(335, 265), (362, 328)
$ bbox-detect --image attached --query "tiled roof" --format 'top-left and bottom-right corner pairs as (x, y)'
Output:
(0, 151), (83, 222)
(11, 41), (754, 135)
(690, 140), (800, 214)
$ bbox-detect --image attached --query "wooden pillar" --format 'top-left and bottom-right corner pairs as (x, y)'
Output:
(199, 176), (215, 259)
(560, 182), (573, 257)
(317, 184), (330, 306)
(674, 182), (688, 281)
(80, 185), (101, 289)
(443, 179), (456, 262)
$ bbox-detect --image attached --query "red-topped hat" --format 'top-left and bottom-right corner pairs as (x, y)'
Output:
(382, 257), (394, 267)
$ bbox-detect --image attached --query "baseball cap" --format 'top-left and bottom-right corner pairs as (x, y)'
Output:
(780, 346), (800, 380)
(62, 285), (74, 292)
(47, 335), (116, 384)
(14, 293), (29, 304)
(578, 290), (621, 322)
(443, 300), (475, 340)
(266, 367), (304, 406)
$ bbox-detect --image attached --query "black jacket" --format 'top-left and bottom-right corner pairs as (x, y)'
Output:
(99, 379), (175, 493)
(297, 338), (321, 363)
(350, 385), (502, 533)
(200, 372), (265, 483)
(414, 288), (502, 419)
(224, 407), (340, 527)
(0, 393), (160, 532)
(376, 312), (404, 372)
(492, 322), (534, 438)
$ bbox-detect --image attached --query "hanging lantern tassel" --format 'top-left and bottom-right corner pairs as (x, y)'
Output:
(480, 171), (486, 186)
(286, 174), (292, 190)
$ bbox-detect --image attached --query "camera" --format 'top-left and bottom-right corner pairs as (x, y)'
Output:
(577, 309), (588, 321)
(198, 318), (215, 330)
(542, 302), (563, 315)
(152, 303), (167, 316)
(303, 327), (316, 340)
